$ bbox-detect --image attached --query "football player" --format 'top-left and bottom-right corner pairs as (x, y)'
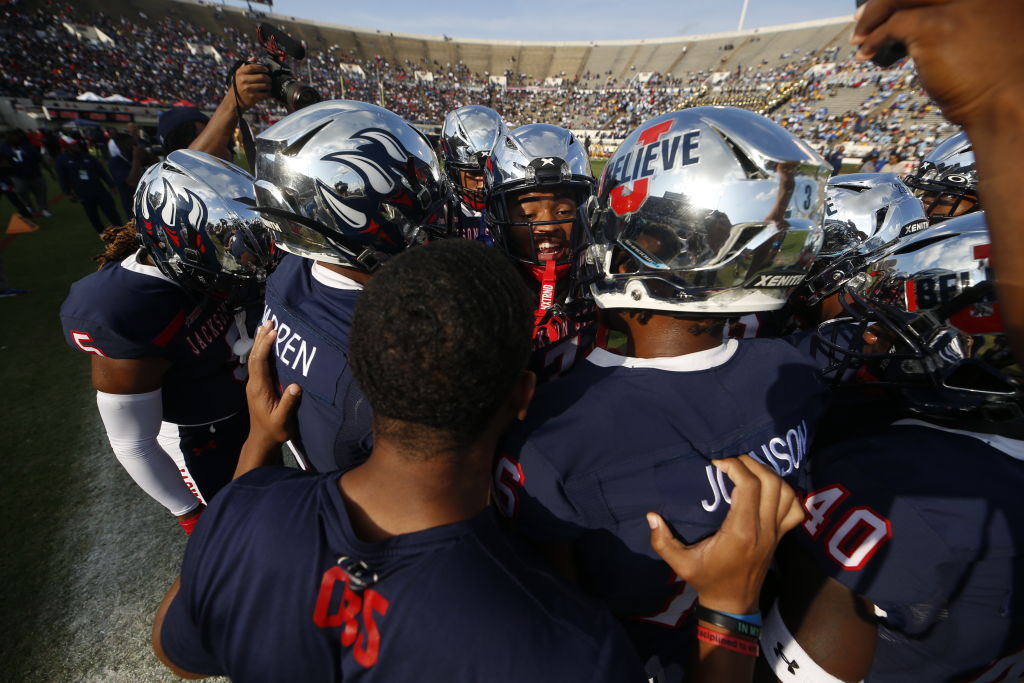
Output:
(903, 131), (979, 222)
(484, 123), (598, 382)
(851, 0), (1024, 360)
(152, 238), (647, 682)
(252, 100), (447, 472)
(155, 238), (804, 681)
(438, 105), (503, 243)
(765, 211), (1024, 681)
(494, 107), (832, 681)
(59, 150), (274, 534)
(729, 172), (929, 340)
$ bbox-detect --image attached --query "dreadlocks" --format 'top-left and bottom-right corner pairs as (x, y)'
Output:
(94, 220), (139, 269)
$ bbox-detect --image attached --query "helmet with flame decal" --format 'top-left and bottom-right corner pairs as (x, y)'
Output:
(252, 100), (445, 272)
(134, 149), (275, 304)
(581, 107), (830, 315)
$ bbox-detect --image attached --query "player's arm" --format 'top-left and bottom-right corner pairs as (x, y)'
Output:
(189, 62), (271, 161)
(234, 321), (301, 478)
(152, 577), (207, 679)
(852, 0), (1024, 360)
(648, 455), (805, 683)
(758, 539), (877, 682)
(91, 354), (205, 523)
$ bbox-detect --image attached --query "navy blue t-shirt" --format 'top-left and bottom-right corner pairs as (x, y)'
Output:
(791, 423), (1024, 682)
(0, 142), (43, 179)
(56, 152), (112, 197)
(59, 251), (248, 424)
(161, 467), (646, 682)
(261, 254), (372, 472)
(496, 338), (829, 678)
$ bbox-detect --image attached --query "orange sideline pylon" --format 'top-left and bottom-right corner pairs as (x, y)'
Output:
(6, 214), (39, 235)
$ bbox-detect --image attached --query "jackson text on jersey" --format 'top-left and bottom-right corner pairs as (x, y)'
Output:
(185, 310), (233, 356)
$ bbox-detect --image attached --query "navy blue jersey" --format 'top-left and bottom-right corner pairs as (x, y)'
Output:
(496, 338), (829, 678)
(453, 205), (493, 245)
(261, 255), (372, 472)
(55, 152), (112, 197)
(59, 251), (248, 425)
(161, 467), (645, 682)
(530, 301), (598, 384)
(792, 423), (1024, 682)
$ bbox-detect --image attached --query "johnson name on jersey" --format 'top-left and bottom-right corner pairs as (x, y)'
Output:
(496, 337), (829, 678)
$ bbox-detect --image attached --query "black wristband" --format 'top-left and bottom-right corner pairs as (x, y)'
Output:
(694, 604), (761, 640)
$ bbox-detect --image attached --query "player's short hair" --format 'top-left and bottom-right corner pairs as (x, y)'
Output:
(350, 239), (532, 451)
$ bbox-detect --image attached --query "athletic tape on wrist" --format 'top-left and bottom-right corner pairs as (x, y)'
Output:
(761, 602), (860, 682)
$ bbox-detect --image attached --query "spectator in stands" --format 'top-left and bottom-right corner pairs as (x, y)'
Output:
(879, 150), (903, 174)
(858, 150), (880, 172)
(55, 137), (122, 234)
(828, 144), (845, 175)
(0, 130), (50, 218)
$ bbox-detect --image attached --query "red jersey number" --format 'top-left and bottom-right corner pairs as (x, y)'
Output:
(313, 565), (390, 668)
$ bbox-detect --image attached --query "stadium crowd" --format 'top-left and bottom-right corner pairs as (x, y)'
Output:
(5, 0), (1023, 680)
(1, 1), (955, 165)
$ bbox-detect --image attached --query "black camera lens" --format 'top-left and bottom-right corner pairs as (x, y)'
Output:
(286, 82), (322, 112)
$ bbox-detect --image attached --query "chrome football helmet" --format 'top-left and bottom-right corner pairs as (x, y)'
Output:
(253, 100), (445, 272)
(818, 211), (1022, 429)
(903, 131), (979, 222)
(582, 106), (829, 315)
(484, 123), (595, 274)
(799, 173), (929, 306)
(134, 150), (274, 304)
(440, 105), (503, 211)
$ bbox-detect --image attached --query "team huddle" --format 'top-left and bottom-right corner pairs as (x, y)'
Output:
(57, 92), (1022, 681)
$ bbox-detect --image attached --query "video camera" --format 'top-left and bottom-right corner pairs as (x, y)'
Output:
(253, 23), (321, 112)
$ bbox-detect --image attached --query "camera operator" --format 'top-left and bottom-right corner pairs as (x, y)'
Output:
(186, 62), (272, 161)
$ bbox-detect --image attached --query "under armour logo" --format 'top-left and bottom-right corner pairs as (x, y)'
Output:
(774, 643), (800, 675)
(539, 157), (555, 166)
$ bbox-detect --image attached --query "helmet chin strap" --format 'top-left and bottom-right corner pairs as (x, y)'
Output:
(530, 260), (570, 341)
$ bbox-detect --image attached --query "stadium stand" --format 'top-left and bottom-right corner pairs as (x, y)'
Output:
(0, 0), (954, 165)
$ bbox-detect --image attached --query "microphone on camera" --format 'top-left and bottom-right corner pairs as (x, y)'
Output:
(256, 22), (306, 60)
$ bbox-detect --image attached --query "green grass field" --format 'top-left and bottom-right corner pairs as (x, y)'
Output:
(0, 179), (209, 681)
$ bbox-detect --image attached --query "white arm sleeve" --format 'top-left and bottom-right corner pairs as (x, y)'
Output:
(96, 389), (202, 517)
(761, 601), (861, 683)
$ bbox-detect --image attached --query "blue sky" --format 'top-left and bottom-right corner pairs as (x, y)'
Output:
(229, 0), (855, 42)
